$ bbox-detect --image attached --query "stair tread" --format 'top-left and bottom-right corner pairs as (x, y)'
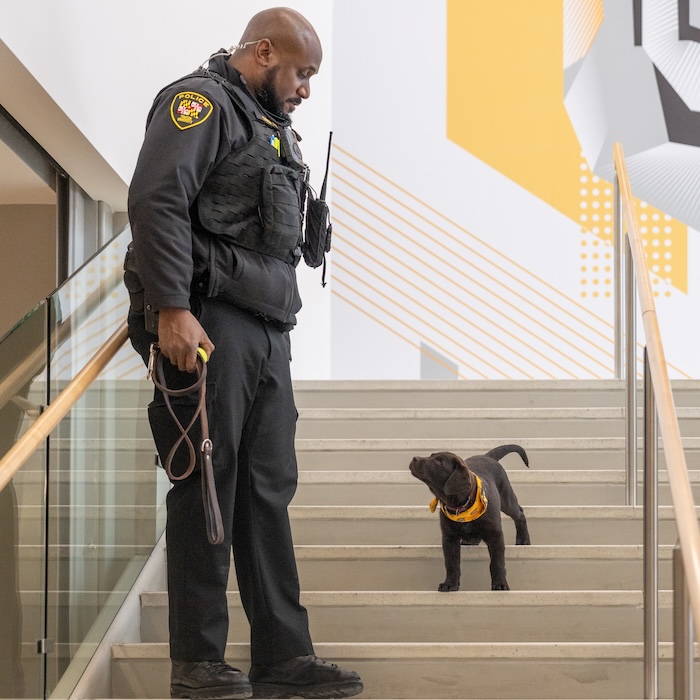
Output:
(297, 407), (700, 418)
(289, 504), (694, 518)
(299, 469), (649, 483)
(44, 436), (700, 448)
(290, 543), (674, 558)
(112, 640), (690, 659)
(67, 405), (700, 417)
(297, 469), (700, 483)
(141, 589), (674, 606)
(295, 436), (700, 448)
(293, 379), (700, 390)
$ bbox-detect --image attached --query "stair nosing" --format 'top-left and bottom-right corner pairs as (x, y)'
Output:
(140, 589), (673, 607)
(111, 640), (685, 660)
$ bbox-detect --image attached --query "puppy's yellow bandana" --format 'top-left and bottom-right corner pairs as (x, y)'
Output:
(429, 475), (488, 523)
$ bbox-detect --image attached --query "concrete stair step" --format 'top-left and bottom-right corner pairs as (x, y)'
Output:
(115, 544), (678, 594)
(294, 437), (700, 470)
(27, 379), (152, 409)
(54, 408), (151, 439)
(16, 504), (164, 546)
(139, 589), (676, 644)
(227, 544), (675, 592)
(292, 379), (700, 408)
(37, 378), (700, 408)
(12, 468), (694, 510)
(21, 446), (158, 471)
(12, 469), (164, 506)
(295, 469), (700, 506)
(111, 641), (699, 699)
(16, 502), (676, 549)
(17, 437), (700, 471)
(287, 505), (687, 545)
(13, 468), (695, 509)
(16, 545), (154, 590)
(58, 406), (700, 439)
(295, 407), (700, 439)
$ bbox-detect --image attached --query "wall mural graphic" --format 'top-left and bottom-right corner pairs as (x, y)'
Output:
(447, 0), (696, 300)
(329, 0), (699, 379)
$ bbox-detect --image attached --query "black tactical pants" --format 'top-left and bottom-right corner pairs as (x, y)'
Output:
(129, 298), (313, 664)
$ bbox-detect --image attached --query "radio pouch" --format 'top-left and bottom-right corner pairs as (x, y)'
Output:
(302, 132), (333, 286)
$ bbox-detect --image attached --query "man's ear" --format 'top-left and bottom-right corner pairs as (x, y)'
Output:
(254, 38), (274, 66)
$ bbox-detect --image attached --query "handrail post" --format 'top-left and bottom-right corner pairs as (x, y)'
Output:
(625, 231), (637, 505)
(614, 174), (622, 379)
(643, 347), (658, 699)
(673, 543), (694, 700)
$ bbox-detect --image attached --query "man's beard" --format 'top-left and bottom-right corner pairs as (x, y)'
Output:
(256, 66), (286, 119)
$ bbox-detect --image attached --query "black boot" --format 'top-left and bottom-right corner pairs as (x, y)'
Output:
(249, 655), (363, 698)
(171, 660), (253, 699)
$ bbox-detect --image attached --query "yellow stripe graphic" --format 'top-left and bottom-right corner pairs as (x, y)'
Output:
(331, 144), (691, 379)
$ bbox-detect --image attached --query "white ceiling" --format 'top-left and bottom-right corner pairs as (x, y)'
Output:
(0, 138), (55, 205)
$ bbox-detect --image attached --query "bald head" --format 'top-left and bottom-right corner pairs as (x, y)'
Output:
(239, 7), (321, 58)
(227, 8), (322, 117)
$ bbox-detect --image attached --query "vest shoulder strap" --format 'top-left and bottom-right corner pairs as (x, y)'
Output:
(193, 69), (275, 125)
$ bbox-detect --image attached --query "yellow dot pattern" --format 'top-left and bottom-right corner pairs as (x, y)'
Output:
(578, 156), (687, 298)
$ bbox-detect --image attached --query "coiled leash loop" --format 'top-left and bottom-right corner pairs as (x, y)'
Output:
(148, 342), (224, 545)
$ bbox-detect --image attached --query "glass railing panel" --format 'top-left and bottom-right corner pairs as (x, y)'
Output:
(44, 228), (167, 697)
(0, 302), (49, 698)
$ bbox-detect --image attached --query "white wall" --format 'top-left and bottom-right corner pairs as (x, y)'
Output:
(0, 0), (333, 379)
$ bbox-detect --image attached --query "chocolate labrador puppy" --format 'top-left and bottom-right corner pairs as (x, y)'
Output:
(409, 444), (531, 591)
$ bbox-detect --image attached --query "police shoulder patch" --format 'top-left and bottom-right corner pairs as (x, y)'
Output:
(170, 91), (214, 130)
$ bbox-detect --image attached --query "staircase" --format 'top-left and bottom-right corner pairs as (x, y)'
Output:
(106, 379), (700, 699)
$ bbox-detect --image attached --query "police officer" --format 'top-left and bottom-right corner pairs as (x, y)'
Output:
(126, 7), (362, 699)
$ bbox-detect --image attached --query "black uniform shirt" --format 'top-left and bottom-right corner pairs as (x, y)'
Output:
(128, 54), (286, 312)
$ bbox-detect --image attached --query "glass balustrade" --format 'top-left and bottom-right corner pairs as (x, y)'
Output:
(0, 227), (168, 698)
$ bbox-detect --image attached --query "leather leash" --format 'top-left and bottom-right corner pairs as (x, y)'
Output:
(148, 342), (224, 545)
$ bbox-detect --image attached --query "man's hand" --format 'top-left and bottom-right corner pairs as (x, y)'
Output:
(157, 307), (215, 372)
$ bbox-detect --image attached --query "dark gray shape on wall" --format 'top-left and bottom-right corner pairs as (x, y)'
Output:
(654, 66), (700, 147)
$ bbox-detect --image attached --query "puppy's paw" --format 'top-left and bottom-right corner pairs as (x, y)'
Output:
(438, 581), (460, 592)
(491, 582), (510, 591)
(516, 536), (531, 545)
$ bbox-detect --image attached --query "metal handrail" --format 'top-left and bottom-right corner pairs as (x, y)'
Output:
(614, 142), (699, 698)
(0, 320), (128, 493)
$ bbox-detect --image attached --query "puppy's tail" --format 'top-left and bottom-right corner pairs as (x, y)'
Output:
(486, 444), (529, 467)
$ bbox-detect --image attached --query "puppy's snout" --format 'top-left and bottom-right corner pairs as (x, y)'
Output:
(409, 456), (424, 475)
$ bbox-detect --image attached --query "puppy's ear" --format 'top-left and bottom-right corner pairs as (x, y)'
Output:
(443, 456), (471, 495)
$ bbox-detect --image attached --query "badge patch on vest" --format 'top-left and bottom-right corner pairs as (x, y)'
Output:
(170, 92), (213, 130)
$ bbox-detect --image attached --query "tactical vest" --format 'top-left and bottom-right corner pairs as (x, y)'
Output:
(196, 78), (305, 266)
(187, 70), (304, 328)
